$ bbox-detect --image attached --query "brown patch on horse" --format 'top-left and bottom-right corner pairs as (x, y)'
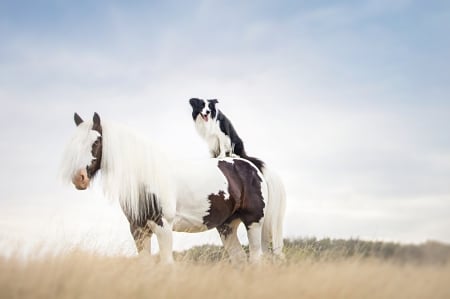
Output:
(86, 112), (103, 179)
(86, 135), (102, 178)
(217, 160), (265, 229)
(122, 186), (163, 228)
(217, 222), (234, 239)
(203, 190), (238, 229)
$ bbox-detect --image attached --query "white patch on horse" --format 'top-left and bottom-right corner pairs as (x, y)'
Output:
(171, 159), (231, 232)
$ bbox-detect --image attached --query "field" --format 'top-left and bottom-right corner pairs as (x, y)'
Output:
(1, 238), (450, 299)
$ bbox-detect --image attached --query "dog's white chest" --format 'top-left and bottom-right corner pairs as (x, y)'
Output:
(195, 117), (232, 157)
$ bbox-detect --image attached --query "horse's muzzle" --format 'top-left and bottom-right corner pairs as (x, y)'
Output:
(72, 168), (90, 190)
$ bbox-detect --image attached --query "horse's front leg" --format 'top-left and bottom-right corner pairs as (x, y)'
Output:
(130, 222), (152, 255)
(149, 218), (174, 264)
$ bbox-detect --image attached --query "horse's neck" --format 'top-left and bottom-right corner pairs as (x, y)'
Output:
(101, 123), (172, 199)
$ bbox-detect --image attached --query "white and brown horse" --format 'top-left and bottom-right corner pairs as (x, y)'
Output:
(61, 113), (271, 263)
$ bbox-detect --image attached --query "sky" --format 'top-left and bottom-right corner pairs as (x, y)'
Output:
(1, 0), (449, 256)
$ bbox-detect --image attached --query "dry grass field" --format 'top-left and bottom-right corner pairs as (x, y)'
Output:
(1, 238), (449, 299)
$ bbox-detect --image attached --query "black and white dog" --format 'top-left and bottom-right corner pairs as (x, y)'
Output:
(189, 98), (264, 171)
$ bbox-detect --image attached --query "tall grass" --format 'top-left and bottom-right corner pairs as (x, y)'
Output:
(1, 238), (449, 299)
(177, 237), (450, 264)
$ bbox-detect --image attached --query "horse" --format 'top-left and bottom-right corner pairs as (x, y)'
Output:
(61, 112), (283, 263)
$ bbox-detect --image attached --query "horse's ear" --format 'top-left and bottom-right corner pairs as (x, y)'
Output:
(92, 112), (102, 134)
(74, 113), (83, 126)
(93, 112), (100, 124)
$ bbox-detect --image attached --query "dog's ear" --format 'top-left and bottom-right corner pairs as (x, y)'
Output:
(208, 99), (219, 105)
(189, 98), (202, 108)
(189, 98), (204, 120)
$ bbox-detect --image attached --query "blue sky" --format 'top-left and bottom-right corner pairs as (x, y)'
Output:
(1, 0), (449, 255)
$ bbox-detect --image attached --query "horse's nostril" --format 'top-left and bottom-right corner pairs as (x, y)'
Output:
(80, 173), (85, 181)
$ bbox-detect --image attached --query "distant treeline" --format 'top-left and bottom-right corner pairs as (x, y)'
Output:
(176, 238), (450, 265)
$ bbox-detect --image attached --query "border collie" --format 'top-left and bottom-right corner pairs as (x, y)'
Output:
(189, 98), (264, 171)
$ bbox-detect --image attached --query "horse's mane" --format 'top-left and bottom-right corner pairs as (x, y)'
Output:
(101, 122), (174, 221)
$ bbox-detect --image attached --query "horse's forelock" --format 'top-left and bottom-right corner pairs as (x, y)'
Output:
(60, 121), (100, 183)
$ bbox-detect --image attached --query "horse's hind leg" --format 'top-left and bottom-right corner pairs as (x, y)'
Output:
(245, 221), (263, 263)
(217, 219), (246, 264)
(130, 223), (152, 255)
(150, 218), (174, 264)
(261, 226), (271, 254)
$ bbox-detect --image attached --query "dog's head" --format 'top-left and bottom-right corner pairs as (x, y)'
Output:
(189, 98), (219, 122)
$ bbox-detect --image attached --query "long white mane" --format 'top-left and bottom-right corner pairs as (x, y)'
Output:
(61, 120), (174, 222)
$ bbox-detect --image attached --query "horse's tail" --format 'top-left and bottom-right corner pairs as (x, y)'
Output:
(261, 167), (286, 257)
